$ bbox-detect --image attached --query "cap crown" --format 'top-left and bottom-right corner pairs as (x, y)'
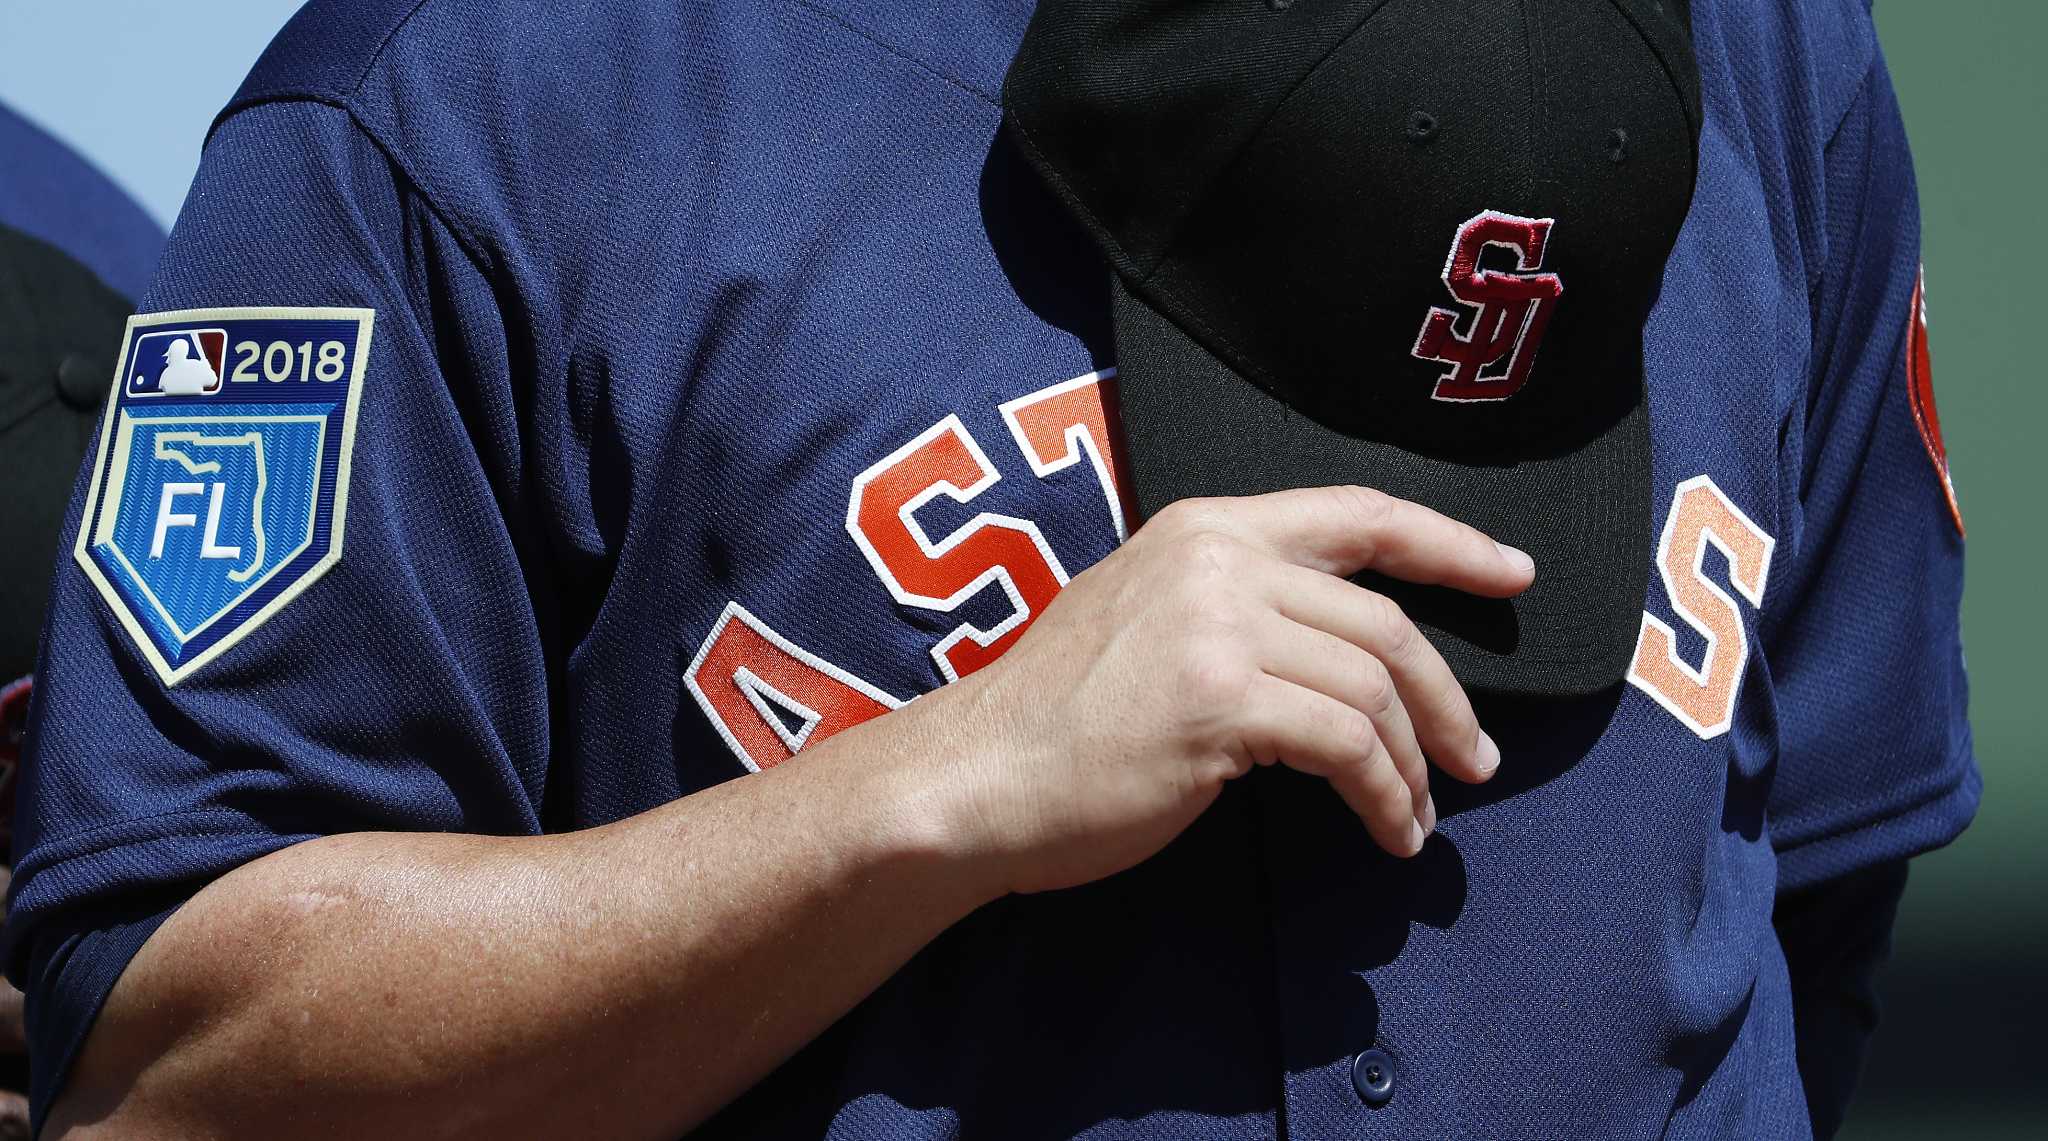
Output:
(1005, 0), (1701, 457)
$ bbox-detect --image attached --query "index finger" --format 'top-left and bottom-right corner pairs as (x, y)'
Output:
(1213, 485), (1535, 597)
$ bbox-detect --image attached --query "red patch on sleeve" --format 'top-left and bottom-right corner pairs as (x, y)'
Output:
(1906, 266), (1964, 537)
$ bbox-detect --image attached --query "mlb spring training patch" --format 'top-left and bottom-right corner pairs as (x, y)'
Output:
(73, 308), (373, 686)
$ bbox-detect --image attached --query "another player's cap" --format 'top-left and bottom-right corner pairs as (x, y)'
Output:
(0, 224), (137, 681)
(1003, 0), (1701, 697)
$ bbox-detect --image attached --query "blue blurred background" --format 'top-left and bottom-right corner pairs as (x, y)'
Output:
(2, 2), (2039, 1137)
(0, 1), (303, 228)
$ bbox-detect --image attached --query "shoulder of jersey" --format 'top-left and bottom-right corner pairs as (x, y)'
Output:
(210, 0), (426, 137)
(1695, 0), (1880, 137)
(212, 0), (590, 142)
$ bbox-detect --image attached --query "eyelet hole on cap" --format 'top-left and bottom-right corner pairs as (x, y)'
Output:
(1406, 111), (1439, 144)
(1607, 127), (1629, 163)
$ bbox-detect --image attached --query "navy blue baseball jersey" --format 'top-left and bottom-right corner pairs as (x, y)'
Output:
(7, 1), (1975, 1137)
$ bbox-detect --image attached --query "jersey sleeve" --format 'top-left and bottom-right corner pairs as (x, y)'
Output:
(1, 99), (551, 1119)
(1762, 48), (1979, 893)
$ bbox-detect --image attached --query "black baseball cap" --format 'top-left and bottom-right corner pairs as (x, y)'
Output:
(0, 224), (136, 681)
(1003, 0), (1701, 697)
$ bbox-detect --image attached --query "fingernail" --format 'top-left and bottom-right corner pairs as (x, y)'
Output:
(1476, 732), (1501, 778)
(1406, 818), (1427, 856)
(1418, 793), (1437, 835)
(1495, 541), (1535, 575)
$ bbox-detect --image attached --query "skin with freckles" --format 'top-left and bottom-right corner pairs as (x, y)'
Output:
(49, 484), (1530, 1140)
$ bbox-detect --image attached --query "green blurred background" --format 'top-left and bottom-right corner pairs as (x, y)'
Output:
(1846, 3), (2047, 1138)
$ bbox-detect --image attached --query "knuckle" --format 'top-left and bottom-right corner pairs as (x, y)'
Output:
(1152, 497), (1201, 527)
(1369, 594), (1421, 661)
(1359, 659), (1399, 718)
(1179, 527), (1243, 574)
(1171, 558), (1247, 629)
(1333, 707), (1380, 760)
(1360, 745), (1407, 798)
(1334, 484), (1394, 531)
(1175, 640), (1254, 711)
(1158, 497), (1232, 539)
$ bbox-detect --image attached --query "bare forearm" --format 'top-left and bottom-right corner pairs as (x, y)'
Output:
(50, 486), (1528, 1137)
(50, 704), (997, 1140)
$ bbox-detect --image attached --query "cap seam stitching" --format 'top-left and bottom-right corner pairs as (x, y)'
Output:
(1126, 0), (1492, 413)
(1521, 0), (1543, 187)
(1004, 0), (1392, 306)
(1007, 112), (1312, 423)
(1126, 272), (1307, 426)
(1600, 0), (1702, 131)
(1132, 0), (1400, 287)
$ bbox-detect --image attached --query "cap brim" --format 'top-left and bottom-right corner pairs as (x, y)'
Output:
(1111, 276), (1652, 698)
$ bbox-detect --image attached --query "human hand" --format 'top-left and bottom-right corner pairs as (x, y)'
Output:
(905, 485), (1534, 895)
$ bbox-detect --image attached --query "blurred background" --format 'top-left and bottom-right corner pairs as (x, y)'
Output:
(1840, 4), (2047, 1138)
(0, 1), (2039, 1137)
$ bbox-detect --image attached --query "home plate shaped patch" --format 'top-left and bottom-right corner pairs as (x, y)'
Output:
(75, 307), (373, 685)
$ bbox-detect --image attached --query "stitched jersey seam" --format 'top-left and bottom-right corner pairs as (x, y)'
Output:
(208, 95), (500, 294)
(789, 0), (1002, 110)
(12, 806), (308, 879)
(205, 0), (437, 146)
(349, 0), (441, 97)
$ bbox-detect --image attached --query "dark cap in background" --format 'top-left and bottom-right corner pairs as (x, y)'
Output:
(0, 225), (137, 681)
(1004, 0), (1701, 696)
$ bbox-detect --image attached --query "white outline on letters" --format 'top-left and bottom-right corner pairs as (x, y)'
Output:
(1410, 210), (1560, 403)
(844, 414), (1071, 683)
(997, 367), (1129, 542)
(1625, 474), (1776, 739)
(683, 601), (906, 773)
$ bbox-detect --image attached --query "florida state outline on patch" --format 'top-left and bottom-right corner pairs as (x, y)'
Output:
(74, 307), (374, 685)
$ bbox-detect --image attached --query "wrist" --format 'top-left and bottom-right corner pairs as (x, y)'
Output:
(814, 680), (1019, 913)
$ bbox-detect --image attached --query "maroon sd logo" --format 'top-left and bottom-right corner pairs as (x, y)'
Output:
(1411, 210), (1563, 402)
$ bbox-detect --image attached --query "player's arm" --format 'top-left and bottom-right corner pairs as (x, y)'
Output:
(48, 706), (985, 1139)
(47, 487), (1530, 1139)
(1762, 36), (1977, 1139)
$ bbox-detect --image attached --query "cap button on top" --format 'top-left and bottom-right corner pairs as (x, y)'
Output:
(56, 353), (105, 410)
(1351, 1045), (1396, 1107)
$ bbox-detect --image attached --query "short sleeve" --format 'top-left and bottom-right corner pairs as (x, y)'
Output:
(1, 100), (550, 1117)
(1762, 50), (1979, 892)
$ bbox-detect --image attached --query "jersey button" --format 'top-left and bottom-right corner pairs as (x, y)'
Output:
(1351, 1046), (1397, 1107)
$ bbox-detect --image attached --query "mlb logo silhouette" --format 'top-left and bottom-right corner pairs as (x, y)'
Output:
(127, 328), (228, 396)
(76, 308), (374, 684)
